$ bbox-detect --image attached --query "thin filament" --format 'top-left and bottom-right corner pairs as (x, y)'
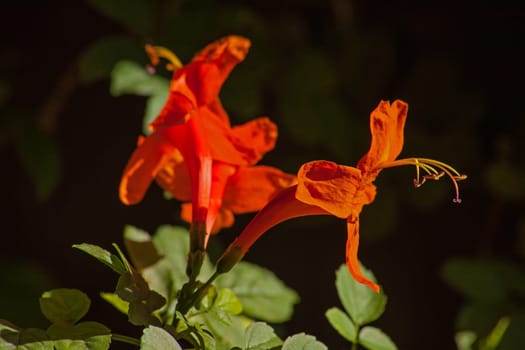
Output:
(376, 158), (467, 203)
(145, 44), (183, 71)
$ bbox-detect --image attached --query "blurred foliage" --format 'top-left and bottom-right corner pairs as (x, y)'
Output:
(1, 0), (524, 349)
(0, 260), (56, 329)
(1, 225), (330, 349)
(442, 257), (525, 350)
(1, 289), (112, 350)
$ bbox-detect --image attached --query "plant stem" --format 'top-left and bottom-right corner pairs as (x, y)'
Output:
(112, 333), (141, 346)
(351, 324), (360, 350)
(176, 271), (220, 315)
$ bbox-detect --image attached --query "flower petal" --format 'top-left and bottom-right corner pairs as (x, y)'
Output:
(207, 162), (237, 233)
(223, 166), (297, 213)
(181, 203), (235, 234)
(357, 100), (408, 174)
(150, 36), (251, 129)
(155, 154), (191, 201)
(207, 98), (230, 126)
(150, 91), (196, 130)
(193, 108), (277, 166)
(296, 160), (376, 218)
(119, 132), (176, 205)
(227, 186), (330, 255)
(346, 218), (380, 293)
(229, 117), (278, 164)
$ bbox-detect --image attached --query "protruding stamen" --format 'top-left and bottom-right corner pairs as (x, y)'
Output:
(413, 171), (444, 187)
(144, 44), (183, 71)
(376, 157), (467, 204)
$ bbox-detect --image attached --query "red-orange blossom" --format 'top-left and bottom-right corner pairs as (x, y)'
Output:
(218, 100), (466, 292)
(119, 36), (295, 252)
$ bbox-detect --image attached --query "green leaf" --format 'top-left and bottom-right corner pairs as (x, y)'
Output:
(358, 326), (398, 350)
(73, 244), (128, 275)
(0, 329), (17, 350)
(282, 333), (328, 350)
(244, 322), (282, 350)
(110, 61), (168, 97)
(140, 325), (182, 350)
(142, 258), (175, 300)
(455, 331), (477, 350)
(197, 286), (239, 326)
(483, 316), (510, 350)
(214, 288), (243, 316)
(123, 226), (162, 269)
(142, 89), (169, 134)
(456, 302), (504, 336)
(128, 302), (154, 327)
(198, 285), (218, 311)
(110, 61), (170, 135)
(100, 293), (129, 315)
(117, 274), (164, 326)
(151, 225), (190, 288)
(335, 264), (386, 325)
(39, 289), (91, 324)
(169, 317), (215, 349)
(497, 311), (525, 350)
(47, 321), (111, 350)
(0, 320), (19, 332)
(195, 314), (252, 350)
(78, 36), (143, 84)
(86, 0), (153, 37)
(152, 225), (214, 288)
(441, 258), (525, 302)
(325, 307), (357, 342)
(0, 328), (53, 350)
(215, 262), (299, 323)
(115, 273), (149, 303)
(146, 290), (166, 312)
(123, 226), (175, 299)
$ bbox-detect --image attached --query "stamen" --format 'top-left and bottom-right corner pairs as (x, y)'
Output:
(376, 158), (467, 204)
(413, 171), (444, 187)
(144, 44), (183, 71)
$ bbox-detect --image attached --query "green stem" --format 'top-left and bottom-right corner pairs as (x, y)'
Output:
(176, 271), (220, 315)
(162, 281), (177, 326)
(351, 324), (360, 350)
(112, 333), (141, 346)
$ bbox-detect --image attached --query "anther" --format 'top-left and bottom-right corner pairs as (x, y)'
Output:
(146, 64), (156, 75)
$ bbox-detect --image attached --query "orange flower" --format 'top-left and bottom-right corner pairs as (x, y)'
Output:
(119, 36), (295, 252)
(217, 100), (466, 292)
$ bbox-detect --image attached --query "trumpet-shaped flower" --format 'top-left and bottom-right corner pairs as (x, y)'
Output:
(119, 36), (295, 252)
(217, 100), (466, 292)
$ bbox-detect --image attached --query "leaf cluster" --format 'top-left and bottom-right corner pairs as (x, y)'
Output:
(0, 223), (399, 349)
(325, 265), (397, 350)
(0, 288), (111, 350)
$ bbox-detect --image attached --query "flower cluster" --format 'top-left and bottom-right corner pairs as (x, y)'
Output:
(120, 36), (466, 292)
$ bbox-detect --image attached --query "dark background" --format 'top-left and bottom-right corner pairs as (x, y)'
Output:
(1, 0), (524, 349)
